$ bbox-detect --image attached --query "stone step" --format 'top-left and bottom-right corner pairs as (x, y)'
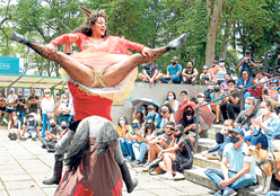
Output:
(197, 138), (216, 153)
(183, 167), (264, 196)
(193, 153), (220, 169)
(207, 124), (224, 140)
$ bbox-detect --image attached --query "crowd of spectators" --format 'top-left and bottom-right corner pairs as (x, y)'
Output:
(0, 88), (73, 153)
(0, 51), (279, 195)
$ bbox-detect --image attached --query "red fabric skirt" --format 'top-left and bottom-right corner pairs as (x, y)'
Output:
(68, 82), (113, 121)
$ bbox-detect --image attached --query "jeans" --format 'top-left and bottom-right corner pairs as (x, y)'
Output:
(220, 103), (240, 120)
(132, 142), (148, 162)
(17, 111), (25, 124)
(119, 138), (135, 160)
(205, 168), (256, 192)
(160, 75), (182, 84)
(41, 113), (50, 141)
(267, 191), (280, 196)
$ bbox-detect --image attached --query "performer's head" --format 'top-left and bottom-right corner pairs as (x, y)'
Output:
(77, 8), (108, 38)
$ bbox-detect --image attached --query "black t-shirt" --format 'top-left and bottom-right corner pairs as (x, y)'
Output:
(16, 95), (26, 112)
(28, 95), (39, 113)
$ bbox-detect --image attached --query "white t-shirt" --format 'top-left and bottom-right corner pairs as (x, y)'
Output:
(41, 97), (55, 114)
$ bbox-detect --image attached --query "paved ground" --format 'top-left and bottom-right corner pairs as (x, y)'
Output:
(0, 128), (212, 196)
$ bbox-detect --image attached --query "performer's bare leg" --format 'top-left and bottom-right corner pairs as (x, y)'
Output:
(11, 32), (186, 87)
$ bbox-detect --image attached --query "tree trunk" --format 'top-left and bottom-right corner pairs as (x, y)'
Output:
(205, 0), (223, 65)
(220, 20), (231, 60)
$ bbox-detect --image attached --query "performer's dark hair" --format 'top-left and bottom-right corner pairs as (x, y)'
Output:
(74, 9), (108, 37)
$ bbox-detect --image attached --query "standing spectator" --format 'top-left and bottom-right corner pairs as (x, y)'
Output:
(205, 128), (257, 196)
(164, 91), (180, 113)
(27, 89), (40, 120)
(6, 89), (18, 130)
(199, 65), (211, 85)
(237, 50), (257, 77)
(16, 90), (26, 125)
(22, 113), (39, 140)
(159, 57), (183, 84)
(0, 91), (6, 125)
(220, 80), (241, 120)
(41, 89), (55, 143)
(138, 62), (160, 85)
(182, 61), (198, 84)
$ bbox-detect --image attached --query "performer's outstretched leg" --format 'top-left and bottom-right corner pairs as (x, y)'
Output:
(11, 32), (187, 88)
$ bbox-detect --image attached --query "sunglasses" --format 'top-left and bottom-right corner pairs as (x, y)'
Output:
(166, 126), (175, 131)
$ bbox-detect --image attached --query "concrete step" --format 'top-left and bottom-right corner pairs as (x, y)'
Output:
(183, 167), (264, 196)
(197, 138), (216, 153)
(193, 153), (220, 169)
(207, 124), (224, 140)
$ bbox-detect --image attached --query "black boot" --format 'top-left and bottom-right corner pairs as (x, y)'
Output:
(119, 161), (138, 193)
(166, 33), (188, 51)
(11, 32), (32, 46)
(42, 154), (63, 185)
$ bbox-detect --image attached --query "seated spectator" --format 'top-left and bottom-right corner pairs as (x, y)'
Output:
(132, 120), (156, 165)
(208, 60), (220, 84)
(235, 96), (257, 130)
(157, 104), (175, 129)
(206, 119), (234, 160)
(199, 65), (211, 85)
(138, 62), (160, 85)
(164, 91), (180, 113)
(251, 100), (280, 150)
(177, 105), (197, 147)
(159, 56), (182, 84)
(45, 119), (62, 152)
(215, 60), (227, 85)
(158, 122), (193, 180)
(144, 122), (177, 171)
(56, 93), (72, 125)
(182, 61), (198, 84)
(205, 84), (223, 124)
(145, 104), (160, 125)
(132, 110), (145, 128)
(237, 70), (254, 93)
(175, 90), (196, 123)
(205, 127), (257, 196)
(22, 113), (39, 140)
(116, 117), (134, 160)
(220, 80), (241, 120)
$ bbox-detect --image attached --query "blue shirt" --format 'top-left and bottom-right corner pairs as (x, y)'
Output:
(223, 143), (257, 182)
(167, 64), (182, 76)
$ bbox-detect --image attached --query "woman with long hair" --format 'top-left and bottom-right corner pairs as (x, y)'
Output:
(11, 7), (187, 196)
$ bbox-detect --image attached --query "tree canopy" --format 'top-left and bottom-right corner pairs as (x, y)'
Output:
(0, 0), (279, 76)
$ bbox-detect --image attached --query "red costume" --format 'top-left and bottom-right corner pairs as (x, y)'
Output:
(51, 33), (144, 121)
(51, 33), (144, 196)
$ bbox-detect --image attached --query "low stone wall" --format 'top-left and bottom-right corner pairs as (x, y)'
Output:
(111, 82), (206, 123)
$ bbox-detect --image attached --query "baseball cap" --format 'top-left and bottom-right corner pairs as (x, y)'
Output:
(229, 127), (244, 137)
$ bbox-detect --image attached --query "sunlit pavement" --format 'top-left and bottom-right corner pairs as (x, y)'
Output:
(0, 128), (211, 196)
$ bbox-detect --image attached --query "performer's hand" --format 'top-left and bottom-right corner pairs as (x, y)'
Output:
(141, 47), (153, 59)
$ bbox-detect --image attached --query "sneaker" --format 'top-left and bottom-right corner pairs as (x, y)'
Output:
(160, 172), (174, 180)
(214, 190), (223, 196)
(166, 33), (188, 50)
(173, 172), (185, 180)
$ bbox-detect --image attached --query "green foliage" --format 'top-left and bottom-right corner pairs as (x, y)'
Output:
(0, 0), (279, 74)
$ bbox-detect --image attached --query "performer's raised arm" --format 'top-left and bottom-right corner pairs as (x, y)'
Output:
(48, 33), (83, 51)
